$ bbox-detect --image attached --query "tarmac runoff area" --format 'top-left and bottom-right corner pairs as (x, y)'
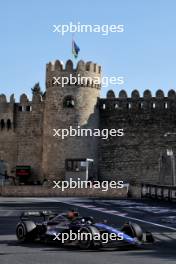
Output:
(0, 197), (176, 264)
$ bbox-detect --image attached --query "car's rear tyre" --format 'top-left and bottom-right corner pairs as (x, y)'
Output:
(78, 227), (93, 249)
(78, 226), (101, 249)
(16, 223), (27, 242)
(16, 221), (37, 242)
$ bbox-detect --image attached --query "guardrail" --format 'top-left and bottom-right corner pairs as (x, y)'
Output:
(141, 184), (176, 202)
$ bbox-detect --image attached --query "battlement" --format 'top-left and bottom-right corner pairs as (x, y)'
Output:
(46, 59), (101, 74)
(46, 60), (101, 90)
(0, 93), (43, 104)
(0, 94), (15, 104)
(0, 92), (43, 115)
(99, 89), (176, 111)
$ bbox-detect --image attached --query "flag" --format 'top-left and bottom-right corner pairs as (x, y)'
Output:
(72, 40), (80, 59)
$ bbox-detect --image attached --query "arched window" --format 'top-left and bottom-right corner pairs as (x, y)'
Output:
(7, 119), (11, 130)
(63, 96), (75, 108)
(0, 119), (5, 130)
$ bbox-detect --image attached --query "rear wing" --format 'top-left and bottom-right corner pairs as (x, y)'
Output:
(20, 210), (57, 221)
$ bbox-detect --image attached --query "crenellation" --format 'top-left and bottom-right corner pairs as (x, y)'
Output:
(119, 90), (128, 98)
(107, 90), (115, 98)
(156, 89), (164, 98)
(20, 94), (29, 104)
(10, 94), (15, 103)
(54, 60), (63, 71)
(76, 60), (85, 71)
(65, 59), (73, 71)
(168, 89), (175, 98)
(131, 89), (140, 99)
(0, 94), (7, 103)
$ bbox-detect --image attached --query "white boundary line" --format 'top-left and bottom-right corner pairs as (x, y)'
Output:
(6, 197), (176, 232)
(59, 200), (176, 232)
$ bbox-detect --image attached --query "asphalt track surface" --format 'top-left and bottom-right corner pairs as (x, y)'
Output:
(0, 197), (176, 264)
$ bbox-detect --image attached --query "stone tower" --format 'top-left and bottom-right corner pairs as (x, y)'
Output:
(42, 59), (101, 181)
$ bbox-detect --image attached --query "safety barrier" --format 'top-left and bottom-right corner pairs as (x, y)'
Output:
(141, 184), (176, 202)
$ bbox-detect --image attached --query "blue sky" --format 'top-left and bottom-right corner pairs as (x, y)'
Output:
(1, 0), (176, 100)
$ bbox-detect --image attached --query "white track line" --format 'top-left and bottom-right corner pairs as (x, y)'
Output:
(60, 200), (176, 232)
(18, 197), (176, 232)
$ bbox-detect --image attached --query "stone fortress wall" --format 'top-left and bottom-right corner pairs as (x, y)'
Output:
(0, 59), (176, 185)
(0, 91), (44, 182)
(99, 89), (176, 185)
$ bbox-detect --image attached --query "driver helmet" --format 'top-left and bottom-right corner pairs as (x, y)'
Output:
(67, 209), (79, 220)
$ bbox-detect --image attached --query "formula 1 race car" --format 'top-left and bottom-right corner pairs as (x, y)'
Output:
(16, 210), (154, 250)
